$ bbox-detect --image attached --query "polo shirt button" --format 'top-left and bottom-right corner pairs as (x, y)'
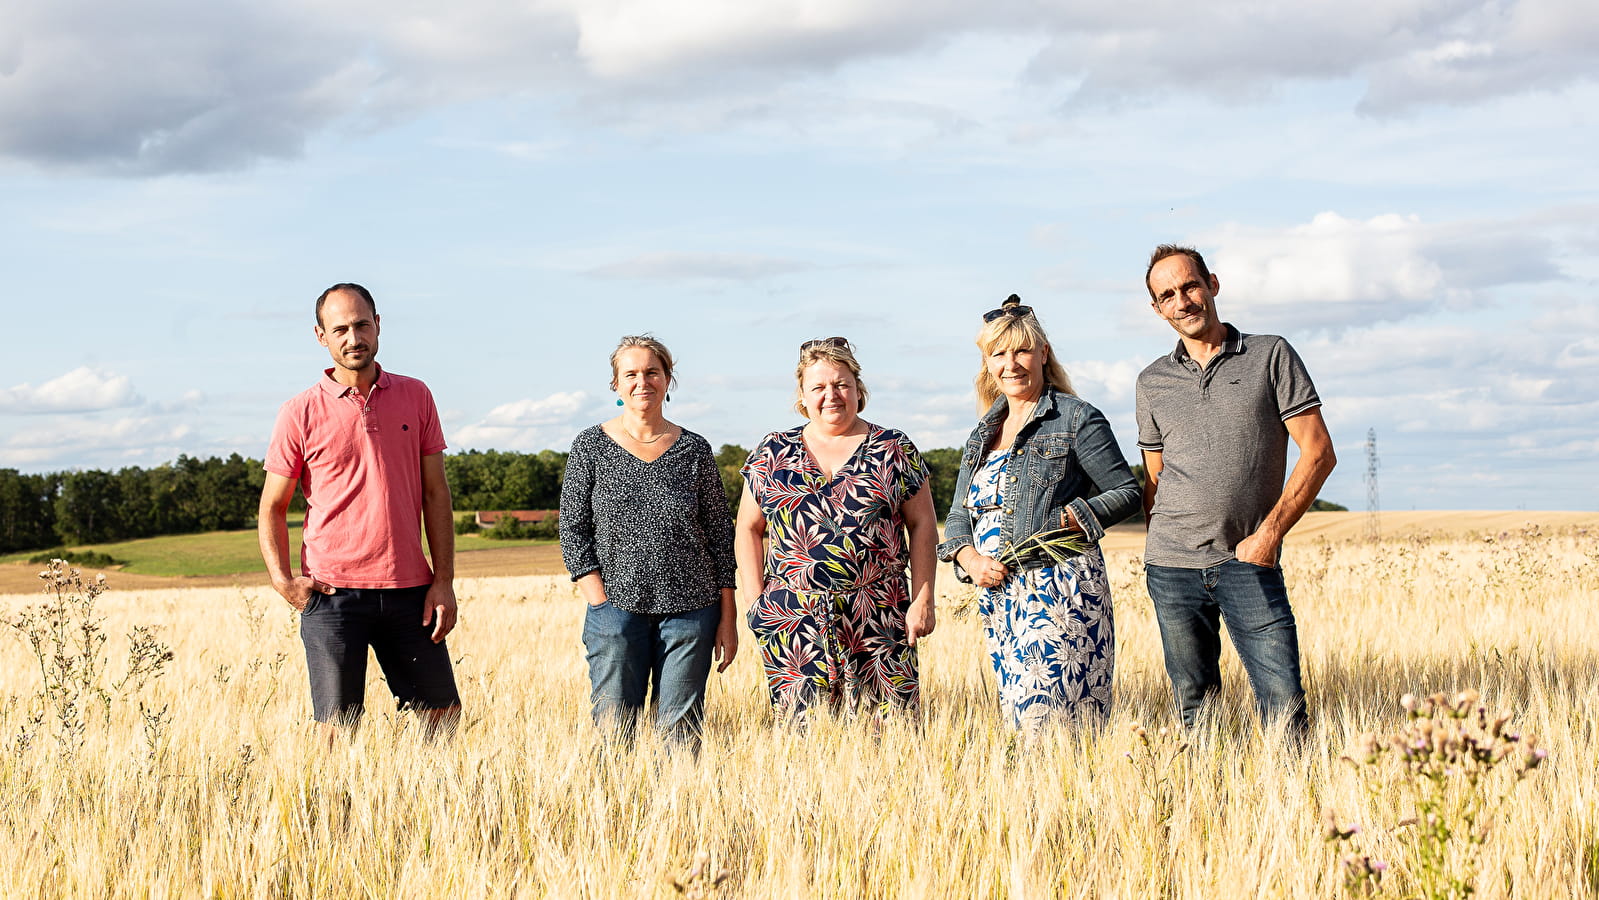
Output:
(1004, 507), (1013, 514)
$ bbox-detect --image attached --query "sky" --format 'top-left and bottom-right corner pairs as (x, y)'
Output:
(2, 0), (1596, 511)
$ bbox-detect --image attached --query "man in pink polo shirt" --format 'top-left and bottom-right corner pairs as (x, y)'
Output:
(258, 282), (461, 740)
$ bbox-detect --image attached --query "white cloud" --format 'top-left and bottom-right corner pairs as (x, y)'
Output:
(1299, 306), (1597, 508)
(1358, 0), (1599, 113)
(452, 390), (592, 451)
(475, 390), (590, 427)
(0, 0), (573, 174)
(0, 414), (191, 467)
(1194, 211), (1561, 331)
(5, 0), (1595, 173)
(1066, 357), (1144, 406)
(0, 0), (379, 173)
(0, 367), (139, 414)
(1029, 0), (1599, 113)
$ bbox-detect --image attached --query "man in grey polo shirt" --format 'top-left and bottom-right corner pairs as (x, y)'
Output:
(1135, 244), (1336, 738)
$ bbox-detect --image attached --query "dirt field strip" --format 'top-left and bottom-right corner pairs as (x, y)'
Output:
(0, 511), (1593, 598)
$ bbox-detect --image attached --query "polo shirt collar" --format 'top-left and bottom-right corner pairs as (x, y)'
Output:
(1169, 323), (1243, 364)
(316, 363), (390, 397)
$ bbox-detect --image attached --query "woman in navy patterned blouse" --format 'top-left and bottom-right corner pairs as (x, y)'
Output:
(734, 337), (938, 721)
(559, 335), (738, 750)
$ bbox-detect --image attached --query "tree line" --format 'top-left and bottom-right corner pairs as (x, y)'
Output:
(1, 448), (1342, 554)
(0, 454), (269, 553)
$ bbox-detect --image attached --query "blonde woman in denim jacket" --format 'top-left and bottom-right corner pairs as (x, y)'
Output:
(936, 297), (1141, 734)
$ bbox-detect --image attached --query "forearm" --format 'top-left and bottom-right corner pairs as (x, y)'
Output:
(1256, 451), (1335, 544)
(257, 507), (295, 589)
(422, 492), (456, 582)
(734, 527), (765, 600)
(735, 521), (767, 597)
(907, 519), (937, 608)
(1139, 450), (1163, 531)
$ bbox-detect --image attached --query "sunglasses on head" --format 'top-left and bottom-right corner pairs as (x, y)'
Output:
(800, 336), (851, 351)
(982, 294), (1033, 323)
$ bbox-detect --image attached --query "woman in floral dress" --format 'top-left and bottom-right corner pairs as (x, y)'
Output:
(937, 297), (1141, 733)
(735, 338), (939, 720)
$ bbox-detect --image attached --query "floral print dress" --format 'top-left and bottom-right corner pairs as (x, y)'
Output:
(743, 425), (929, 719)
(969, 449), (1114, 732)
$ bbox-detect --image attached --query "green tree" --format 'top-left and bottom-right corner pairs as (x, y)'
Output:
(112, 465), (161, 538)
(715, 444), (748, 515)
(0, 469), (58, 553)
(444, 449), (500, 511)
(445, 449), (567, 511)
(55, 469), (122, 545)
(921, 447), (962, 519)
(191, 453), (258, 531)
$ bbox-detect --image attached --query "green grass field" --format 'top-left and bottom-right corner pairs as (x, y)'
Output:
(0, 520), (538, 577)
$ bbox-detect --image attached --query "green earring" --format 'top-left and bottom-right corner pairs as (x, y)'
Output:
(616, 398), (623, 406)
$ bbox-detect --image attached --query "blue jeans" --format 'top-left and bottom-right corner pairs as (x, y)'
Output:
(1145, 561), (1307, 736)
(581, 600), (720, 748)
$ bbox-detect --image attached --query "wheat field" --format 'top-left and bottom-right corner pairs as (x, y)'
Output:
(2, 524), (1596, 898)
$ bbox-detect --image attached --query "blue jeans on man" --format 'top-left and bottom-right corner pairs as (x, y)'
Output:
(1145, 560), (1307, 737)
(581, 601), (720, 750)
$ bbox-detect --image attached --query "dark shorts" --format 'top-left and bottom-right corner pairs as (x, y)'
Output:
(299, 584), (461, 723)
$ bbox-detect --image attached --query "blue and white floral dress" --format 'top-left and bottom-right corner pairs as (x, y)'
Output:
(969, 449), (1114, 732)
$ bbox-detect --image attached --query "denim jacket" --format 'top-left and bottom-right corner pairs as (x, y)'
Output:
(937, 386), (1140, 581)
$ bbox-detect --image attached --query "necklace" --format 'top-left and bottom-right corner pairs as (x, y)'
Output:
(996, 398), (1038, 449)
(623, 426), (669, 444)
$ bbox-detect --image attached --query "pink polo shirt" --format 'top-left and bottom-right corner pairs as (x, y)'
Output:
(265, 367), (447, 589)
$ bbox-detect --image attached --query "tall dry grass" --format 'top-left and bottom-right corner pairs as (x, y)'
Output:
(1, 526), (1595, 898)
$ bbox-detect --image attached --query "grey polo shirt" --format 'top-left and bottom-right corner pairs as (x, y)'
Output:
(1135, 324), (1321, 568)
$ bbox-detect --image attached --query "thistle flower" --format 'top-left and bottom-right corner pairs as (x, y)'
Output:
(1322, 807), (1360, 842)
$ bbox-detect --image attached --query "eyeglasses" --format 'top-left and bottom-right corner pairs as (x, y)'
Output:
(800, 336), (851, 351)
(982, 294), (1033, 323)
